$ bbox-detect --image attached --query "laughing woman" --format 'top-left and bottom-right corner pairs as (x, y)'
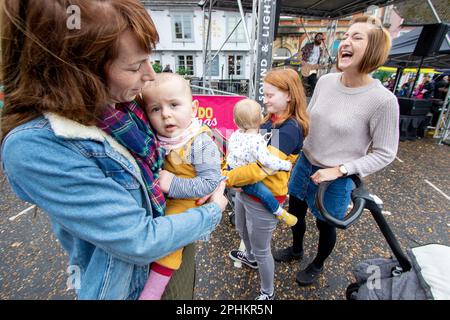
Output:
(274, 16), (400, 286)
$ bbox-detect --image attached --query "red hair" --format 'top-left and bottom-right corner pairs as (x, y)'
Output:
(1, 0), (158, 140)
(263, 68), (309, 137)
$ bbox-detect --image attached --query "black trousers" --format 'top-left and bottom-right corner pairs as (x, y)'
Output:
(302, 73), (318, 97)
(288, 195), (336, 268)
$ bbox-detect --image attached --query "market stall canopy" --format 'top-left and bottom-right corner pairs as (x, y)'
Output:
(385, 26), (450, 69)
(207, 0), (406, 19)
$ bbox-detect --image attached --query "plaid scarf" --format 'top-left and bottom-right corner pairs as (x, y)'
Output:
(97, 100), (166, 218)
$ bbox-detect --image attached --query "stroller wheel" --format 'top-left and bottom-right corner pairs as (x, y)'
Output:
(346, 283), (360, 300)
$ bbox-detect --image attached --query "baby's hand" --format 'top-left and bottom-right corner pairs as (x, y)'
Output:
(207, 181), (228, 212)
(282, 160), (292, 171)
(158, 170), (175, 193)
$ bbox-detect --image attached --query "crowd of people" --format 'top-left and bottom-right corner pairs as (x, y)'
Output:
(1, 0), (402, 300)
(391, 74), (449, 127)
(391, 73), (448, 101)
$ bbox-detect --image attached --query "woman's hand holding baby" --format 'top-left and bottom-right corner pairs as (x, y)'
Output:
(196, 181), (228, 212)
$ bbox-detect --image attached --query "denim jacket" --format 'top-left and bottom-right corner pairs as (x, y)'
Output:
(1, 113), (222, 300)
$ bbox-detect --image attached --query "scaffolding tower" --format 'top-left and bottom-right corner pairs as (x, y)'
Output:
(200, 0), (278, 104)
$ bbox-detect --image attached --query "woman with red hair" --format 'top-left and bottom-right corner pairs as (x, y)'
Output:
(225, 68), (309, 300)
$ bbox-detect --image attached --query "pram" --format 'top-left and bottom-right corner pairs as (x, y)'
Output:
(316, 175), (450, 300)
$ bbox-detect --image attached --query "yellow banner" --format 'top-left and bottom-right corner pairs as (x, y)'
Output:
(378, 66), (441, 74)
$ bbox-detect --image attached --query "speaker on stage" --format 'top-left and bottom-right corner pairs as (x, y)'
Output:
(413, 23), (448, 57)
(398, 97), (432, 116)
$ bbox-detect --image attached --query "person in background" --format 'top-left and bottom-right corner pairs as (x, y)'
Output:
(300, 33), (324, 97)
(163, 64), (173, 73)
(414, 74), (434, 99)
(430, 75), (449, 126)
(434, 75), (449, 101)
(386, 77), (396, 92)
(398, 79), (412, 97)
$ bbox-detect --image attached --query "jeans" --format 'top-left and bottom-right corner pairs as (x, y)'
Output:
(243, 182), (281, 214)
(288, 153), (354, 221)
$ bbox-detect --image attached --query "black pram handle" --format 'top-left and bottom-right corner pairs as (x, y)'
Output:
(316, 175), (412, 272)
(315, 175), (366, 230)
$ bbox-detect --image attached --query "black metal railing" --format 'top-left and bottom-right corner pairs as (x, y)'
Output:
(189, 78), (249, 96)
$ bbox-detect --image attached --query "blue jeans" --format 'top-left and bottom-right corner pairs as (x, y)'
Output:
(242, 182), (281, 214)
(288, 153), (354, 221)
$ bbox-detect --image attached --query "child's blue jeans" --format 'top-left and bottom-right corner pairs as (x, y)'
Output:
(242, 182), (281, 214)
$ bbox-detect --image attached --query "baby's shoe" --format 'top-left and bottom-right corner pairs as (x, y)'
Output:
(276, 209), (298, 227)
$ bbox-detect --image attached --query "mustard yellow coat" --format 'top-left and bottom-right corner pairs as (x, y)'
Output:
(156, 126), (211, 270)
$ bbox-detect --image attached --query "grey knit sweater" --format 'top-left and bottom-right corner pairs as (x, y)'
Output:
(303, 72), (399, 177)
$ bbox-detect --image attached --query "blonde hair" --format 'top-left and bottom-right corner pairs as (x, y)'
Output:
(233, 99), (263, 130)
(153, 72), (191, 93)
(263, 68), (309, 137)
(140, 72), (192, 106)
(337, 15), (391, 74)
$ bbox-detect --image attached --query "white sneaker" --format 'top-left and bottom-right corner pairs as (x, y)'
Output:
(255, 291), (274, 300)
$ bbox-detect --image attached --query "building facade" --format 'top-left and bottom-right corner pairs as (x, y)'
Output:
(144, 1), (252, 81)
(143, 1), (408, 84)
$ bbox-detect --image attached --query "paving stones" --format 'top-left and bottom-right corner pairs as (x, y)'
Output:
(194, 138), (450, 300)
(0, 138), (448, 300)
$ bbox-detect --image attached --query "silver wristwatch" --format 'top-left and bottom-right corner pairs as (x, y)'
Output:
(339, 165), (348, 176)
